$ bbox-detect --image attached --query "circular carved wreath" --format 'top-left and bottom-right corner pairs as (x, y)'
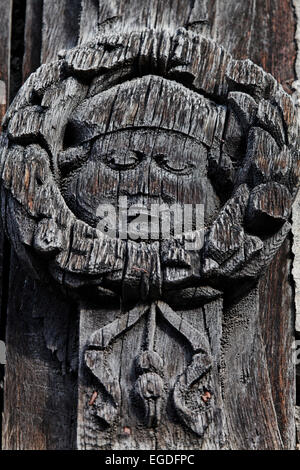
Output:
(0, 28), (299, 305)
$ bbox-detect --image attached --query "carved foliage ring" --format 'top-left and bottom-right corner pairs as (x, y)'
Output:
(0, 28), (299, 303)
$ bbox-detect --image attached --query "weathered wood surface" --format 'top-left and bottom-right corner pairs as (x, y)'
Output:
(2, 260), (78, 450)
(211, 0), (296, 95)
(0, 0), (298, 450)
(0, 0), (13, 446)
(0, 0), (12, 129)
(41, 0), (81, 64)
(78, 299), (224, 450)
(211, 0), (297, 449)
(22, 0), (43, 82)
(1, 0), (80, 451)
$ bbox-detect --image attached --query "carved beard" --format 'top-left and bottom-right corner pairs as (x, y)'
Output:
(1, 29), (299, 306)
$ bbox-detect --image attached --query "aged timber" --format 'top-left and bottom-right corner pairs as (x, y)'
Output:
(0, 0), (298, 450)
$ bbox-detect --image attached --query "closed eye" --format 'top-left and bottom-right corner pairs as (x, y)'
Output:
(154, 154), (195, 175)
(103, 150), (144, 170)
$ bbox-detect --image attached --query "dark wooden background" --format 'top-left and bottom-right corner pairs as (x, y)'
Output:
(0, 0), (298, 449)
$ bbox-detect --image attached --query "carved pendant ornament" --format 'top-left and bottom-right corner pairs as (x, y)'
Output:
(85, 301), (213, 436)
(0, 29), (299, 438)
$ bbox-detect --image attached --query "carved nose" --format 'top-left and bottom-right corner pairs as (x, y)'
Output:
(128, 160), (179, 204)
(136, 160), (169, 200)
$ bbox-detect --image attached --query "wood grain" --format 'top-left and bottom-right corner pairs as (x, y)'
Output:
(2, 0), (81, 451)
(0, 0), (298, 451)
(210, 0), (296, 94)
(41, 0), (81, 63)
(22, 0), (43, 82)
(0, 0), (12, 129)
(0, 0), (13, 446)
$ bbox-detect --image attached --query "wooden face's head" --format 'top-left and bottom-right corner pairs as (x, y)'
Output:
(59, 76), (223, 237)
(2, 30), (297, 298)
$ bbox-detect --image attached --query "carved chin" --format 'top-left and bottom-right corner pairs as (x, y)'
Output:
(0, 29), (298, 304)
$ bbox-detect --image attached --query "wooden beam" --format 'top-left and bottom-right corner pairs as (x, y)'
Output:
(41, 0), (81, 63)
(0, 0), (12, 129)
(0, 0), (12, 449)
(23, 0), (43, 81)
(1, 0), (298, 450)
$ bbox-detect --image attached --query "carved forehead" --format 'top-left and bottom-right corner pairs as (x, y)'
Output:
(67, 75), (225, 146)
(91, 128), (205, 155)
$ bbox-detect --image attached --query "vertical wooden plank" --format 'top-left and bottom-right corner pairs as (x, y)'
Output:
(212, 0), (296, 93)
(79, 0), (99, 44)
(2, 260), (78, 450)
(23, 0), (43, 81)
(0, 0), (13, 449)
(222, 287), (284, 449)
(0, 0), (12, 129)
(2, 0), (81, 450)
(211, 0), (297, 449)
(259, 239), (296, 449)
(0, 0), (12, 323)
(80, 0), (209, 39)
(41, 0), (81, 63)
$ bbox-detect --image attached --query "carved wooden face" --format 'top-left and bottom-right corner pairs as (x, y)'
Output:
(1, 29), (299, 299)
(60, 129), (219, 228)
(59, 76), (221, 234)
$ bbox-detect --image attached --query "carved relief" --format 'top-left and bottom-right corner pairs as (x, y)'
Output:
(0, 29), (299, 440)
(85, 301), (213, 436)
